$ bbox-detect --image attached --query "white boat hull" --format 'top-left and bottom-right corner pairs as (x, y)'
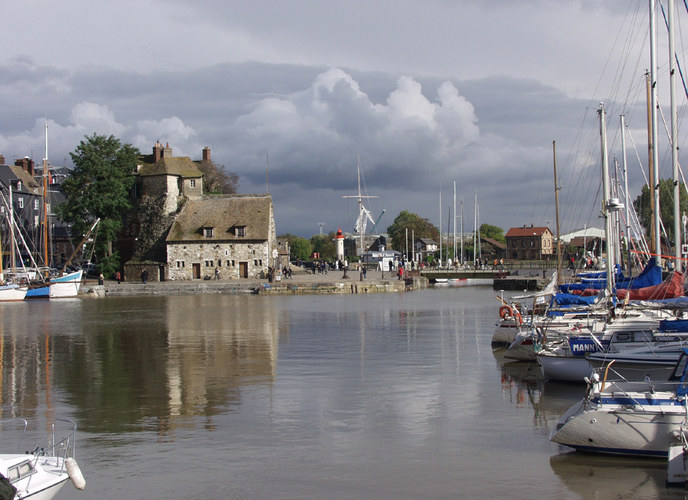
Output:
(550, 394), (686, 457)
(49, 270), (83, 298)
(0, 284), (28, 302)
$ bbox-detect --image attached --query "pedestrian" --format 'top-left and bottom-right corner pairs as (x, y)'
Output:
(141, 268), (148, 284)
(214, 267), (220, 280)
(115, 271), (121, 284)
(397, 266), (404, 280)
(98, 273), (104, 286)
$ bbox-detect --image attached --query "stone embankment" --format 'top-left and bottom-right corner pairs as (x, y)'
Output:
(84, 269), (428, 297)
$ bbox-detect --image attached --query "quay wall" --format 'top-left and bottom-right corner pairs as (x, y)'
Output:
(86, 276), (428, 297)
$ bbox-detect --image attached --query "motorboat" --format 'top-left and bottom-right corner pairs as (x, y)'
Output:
(587, 338), (688, 382)
(550, 349), (688, 457)
(0, 418), (85, 499)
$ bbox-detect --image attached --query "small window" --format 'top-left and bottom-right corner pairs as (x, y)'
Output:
(227, 260), (232, 266)
(217, 260), (222, 267)
(190, 179), (196, 188)
(205, 260), (213, 267)
(18, 198), (23, 209)
(231, 260), (235, 267)
(236, 227), (245, 237)
(16, 181), (21, 190)
(204, 228), (213, 238)
(34, 199), (39, 210)
(34, 215), (39, 227)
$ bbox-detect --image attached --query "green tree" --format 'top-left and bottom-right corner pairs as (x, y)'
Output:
(633, 178), (688, 245)
(288, 236), (312, 262)
(479, 223), (505, 243)
(58, 134), (140, 276)
(387, 211), (439, 254)
(310, 233), (336, 260)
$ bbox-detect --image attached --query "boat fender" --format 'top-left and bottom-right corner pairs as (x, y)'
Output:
(65, 457), (86, 490)
(514, 311), (523, 326)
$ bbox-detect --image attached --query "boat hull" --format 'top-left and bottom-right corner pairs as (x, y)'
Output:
(49, 270), (83, 298)
(537, 352), (592, 382)
(550, 397), (685, 457)
(0, 285), (27, 301)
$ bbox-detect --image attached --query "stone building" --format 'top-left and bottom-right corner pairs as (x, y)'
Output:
(123, 143), (277, 281)
(505, 225), (554, 260)
(166, 194), (276, 280)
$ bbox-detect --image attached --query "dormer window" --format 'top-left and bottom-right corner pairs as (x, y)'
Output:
(16, 181), (21, 190)
(204, 227), (214, 238)
(236, 226), (246, 237)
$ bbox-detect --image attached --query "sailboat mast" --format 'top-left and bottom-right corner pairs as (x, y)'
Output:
(553, 141), (562, 286)
(650, 0), (661, 266)
(460, 201), (464, 265)
(9, 185), (14, 272)
(439, 189), (442, 267)
(669, 0), (681, 271)
(599, 104), (616, 294)
(453, 181), (457, 263)
(621, 115), (632, 274)
(42, 121), (49, 272)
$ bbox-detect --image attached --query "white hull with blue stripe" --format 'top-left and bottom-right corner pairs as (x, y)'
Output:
(550, 351), (688, 457)
(49, 269), (83, 298)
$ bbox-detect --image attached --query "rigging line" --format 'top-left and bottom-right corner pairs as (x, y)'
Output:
(623, 120), (650, 187)
(660, 2), (688, 100)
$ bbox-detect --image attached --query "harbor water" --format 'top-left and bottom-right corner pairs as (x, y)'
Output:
(0, 287), (684, 499)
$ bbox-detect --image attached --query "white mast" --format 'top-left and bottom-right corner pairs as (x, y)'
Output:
(599, 104), (616, 294)
(460, 200), (464, 265)
(453, 181), (457, 264)
(650, 0), (661, 266)
(669, 0), (680, 271)
(438, 189), (442, 267)
(621, 115), (632, 274)
(473, 190), (477, 265)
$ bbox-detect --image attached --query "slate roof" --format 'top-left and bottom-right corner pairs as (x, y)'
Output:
(166, 194), (272, 243)
(0, 164), (41, 194)
(137, 157), (203, 178)
(505, 226), (552, 238)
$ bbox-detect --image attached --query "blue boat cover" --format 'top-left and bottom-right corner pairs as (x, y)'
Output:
(658, 319), (688, 332)
(559, 259), (661, 293)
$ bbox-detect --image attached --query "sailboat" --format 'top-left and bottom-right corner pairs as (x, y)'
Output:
(25, 124), (92, 299)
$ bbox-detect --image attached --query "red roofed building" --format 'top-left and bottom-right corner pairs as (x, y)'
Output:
(505, 225), (554, 260)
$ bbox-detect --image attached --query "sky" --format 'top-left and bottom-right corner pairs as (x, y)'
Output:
(1, 0), (685, 239)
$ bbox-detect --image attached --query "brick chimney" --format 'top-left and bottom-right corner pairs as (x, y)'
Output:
(0, 154), (4, 165)
(15, 157), (34, 176)
(202, 147), (211, 162)
(153, 141), (163, 163)
(162, 142), (172, 158)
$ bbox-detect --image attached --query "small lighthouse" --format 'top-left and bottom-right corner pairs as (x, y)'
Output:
(335, 226), (345, 262)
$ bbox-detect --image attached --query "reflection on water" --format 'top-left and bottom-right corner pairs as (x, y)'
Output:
(550, 453), (686, 499)
(0, 289), (684, 498)
(0, 296), (279, 437)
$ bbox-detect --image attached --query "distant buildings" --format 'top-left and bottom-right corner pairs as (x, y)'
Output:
(0, 155), (75, 270)
(505, 225), (554, 260)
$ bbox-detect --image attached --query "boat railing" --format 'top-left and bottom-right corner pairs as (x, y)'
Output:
(0, 418), (77, 463)
(0, 419), (29, 454)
